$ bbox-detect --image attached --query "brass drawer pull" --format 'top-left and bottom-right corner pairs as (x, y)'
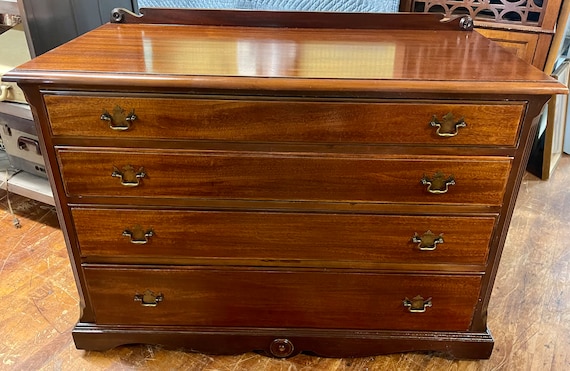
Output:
(430, 113), (466, 137)
(412, 230), (444, 251)
(123, 225), (154, 244)
(101, 105), (137, 131)
(421, 171), (455, 194)
(403, 295), (432, 313)
(134, 290), (163, 307)
(112, 165), (146, 187)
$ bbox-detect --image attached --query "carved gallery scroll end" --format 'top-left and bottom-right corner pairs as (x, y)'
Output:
(440, 15), (474, 31)
(110, 8), (142, 23)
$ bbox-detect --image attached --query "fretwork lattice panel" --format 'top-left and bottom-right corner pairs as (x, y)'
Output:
(411, 0), (547, 26)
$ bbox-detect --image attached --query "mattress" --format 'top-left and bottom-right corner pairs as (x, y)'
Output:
(136, 0), (400, 13)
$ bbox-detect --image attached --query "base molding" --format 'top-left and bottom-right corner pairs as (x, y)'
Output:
(72, 324), (494, 359)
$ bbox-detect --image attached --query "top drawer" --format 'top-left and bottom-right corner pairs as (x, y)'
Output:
(43, 94), (525, 146)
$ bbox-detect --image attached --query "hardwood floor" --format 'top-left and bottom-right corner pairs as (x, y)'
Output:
(1, 156), (569, 370)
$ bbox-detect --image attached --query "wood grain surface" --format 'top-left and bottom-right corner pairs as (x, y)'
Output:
(84, 267), (481, 331)
(72, 208), (496, 267)
(43, 94), (525, 147)
(1, 156), (568, 369)
(5, 22), (565, 95)
(56, 149), (512, 206)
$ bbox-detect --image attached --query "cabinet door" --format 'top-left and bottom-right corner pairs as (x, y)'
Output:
(476, 28), (538, 65)
(20, 0), (136, 56)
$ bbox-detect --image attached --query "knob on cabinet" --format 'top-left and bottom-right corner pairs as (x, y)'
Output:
(269, 338), (295, 358)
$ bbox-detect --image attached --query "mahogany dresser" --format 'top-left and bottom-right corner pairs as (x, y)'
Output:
(5, 8), (566, 359)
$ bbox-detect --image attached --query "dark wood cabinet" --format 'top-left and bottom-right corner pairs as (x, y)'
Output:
(400, 0), (564, 70)
(17, 0), (137, 56)
(4, 9), (565, 359)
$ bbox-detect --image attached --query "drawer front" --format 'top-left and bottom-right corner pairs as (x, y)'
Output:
(44, 94), (524, 146)
(57, 149), (512, 206)
(73, 208), (496, 266)
(84, 267), (482, 331)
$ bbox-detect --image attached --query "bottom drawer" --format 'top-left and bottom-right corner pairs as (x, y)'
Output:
(84, 267), (481, 331)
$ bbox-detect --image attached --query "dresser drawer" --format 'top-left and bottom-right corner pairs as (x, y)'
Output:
(84, 267), (482, 331)
(73, 208), (496, 267)
(57, 149), (512, 206)
(44, 94), (524, 146)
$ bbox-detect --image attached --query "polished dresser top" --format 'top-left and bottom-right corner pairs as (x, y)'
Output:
(4, 10), (566, 95)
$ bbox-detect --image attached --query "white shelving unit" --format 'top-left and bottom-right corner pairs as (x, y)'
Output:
(0, 151), (54, 205)
(0, 102), (54, 206)
(1, 4), (54, 206)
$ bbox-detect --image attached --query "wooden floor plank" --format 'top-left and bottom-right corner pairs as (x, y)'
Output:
(1, 156), (569, 370)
